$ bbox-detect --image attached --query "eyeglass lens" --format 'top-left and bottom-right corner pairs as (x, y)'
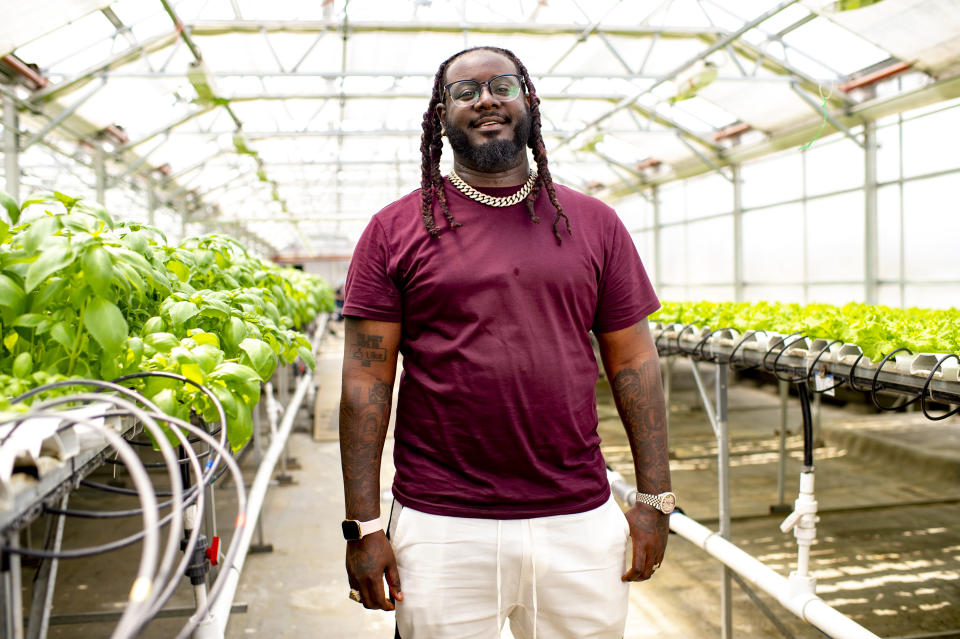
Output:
(448, 75), (522, 106)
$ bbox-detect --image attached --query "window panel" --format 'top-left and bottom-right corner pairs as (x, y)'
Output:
(807, 284), (862, 305)
(805, 136), (864, 196)
(742, 204), (804, 283)
(741, 151), (802, 208)
(806, 191), (864, 282)
(904, 284), (960, 311)
(658, 225), (687, 285)
(685, 172), (733, 219)
(657, 182), (686, 225)
(903, 174), (960, 281)
(902, 107), (960, 178)
(743, 285), (804, 304)
(876, 122), (901, 184)
(686, 217), (734, 285)
(877, 185), (902, 282)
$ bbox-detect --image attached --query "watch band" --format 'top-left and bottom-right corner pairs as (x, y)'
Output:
(342, 516), (383, 540)
(634, 491), (677, 514)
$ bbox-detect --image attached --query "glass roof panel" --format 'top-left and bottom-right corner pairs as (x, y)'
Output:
(3, 0), (956, 254)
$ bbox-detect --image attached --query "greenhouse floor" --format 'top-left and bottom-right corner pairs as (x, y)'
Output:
(25, 322), (960, 638)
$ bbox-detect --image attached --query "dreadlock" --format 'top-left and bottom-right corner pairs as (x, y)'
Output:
(419, 46), (572, 245)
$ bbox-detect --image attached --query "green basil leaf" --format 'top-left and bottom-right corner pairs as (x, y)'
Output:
(167, 300), (200, 326)
(12, 352), (32, 378)
(50, 320), (76, 349)
(21, 215), (60, 254)
(13, 313), (46, 327)
(0, 273), (26, 317)
(239, 337), (277, 382)
(144, 331), (178, 352)
(0, 190), (19, 225)
(297, 345), (316, 370)
(83, 296), (128, 356)
(25, 244), (75, 293)
(142, 316), (166, 335)
(81, 245), (113, 298)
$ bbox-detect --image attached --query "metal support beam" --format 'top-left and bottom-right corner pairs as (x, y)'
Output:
(652, 184), (662, 293)
(22, 78), (107, 151)
(790, 82), (865, 150)
(864, 121), (878, 305)
(732, 164), (743, 301)
(675, 131), (732, 181)
(147, 186), (157, 227)
(2, 93), (19, 201)
(555, 0), (800, 150)
(26, 493), (69, 639)
(716, 362), (732, 639)
(94, 145), (106, 205)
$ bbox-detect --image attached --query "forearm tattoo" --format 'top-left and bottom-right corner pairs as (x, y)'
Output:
(340, 331), (393, 520)
(610, 360), (670, 493)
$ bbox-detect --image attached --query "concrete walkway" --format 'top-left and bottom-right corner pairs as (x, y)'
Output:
(225, 322), (960, 639)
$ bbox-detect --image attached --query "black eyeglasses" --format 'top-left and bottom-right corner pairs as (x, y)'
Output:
(443, 74), (524, 107)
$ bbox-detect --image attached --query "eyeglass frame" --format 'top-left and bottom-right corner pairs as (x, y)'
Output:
(442, 74), (526, 107)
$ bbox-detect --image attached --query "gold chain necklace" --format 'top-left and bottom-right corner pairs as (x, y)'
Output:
(448, 169), (537, 207)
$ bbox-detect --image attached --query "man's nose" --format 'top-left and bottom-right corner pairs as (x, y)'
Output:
(474, 83), (501, 108)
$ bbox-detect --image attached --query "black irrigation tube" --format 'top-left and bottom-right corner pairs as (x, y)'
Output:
(654, 324), (960, 420)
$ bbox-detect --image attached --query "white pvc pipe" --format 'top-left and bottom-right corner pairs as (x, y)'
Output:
(607, 471), (879, 639)
(669, 513), (879, 639)
(192, 372), (313, 639)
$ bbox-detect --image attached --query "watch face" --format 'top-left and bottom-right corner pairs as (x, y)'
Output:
(660, 493), (676, 514)
(342, 520), (361, 540)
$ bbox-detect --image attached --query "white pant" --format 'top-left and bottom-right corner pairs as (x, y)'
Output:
(390, 496), (630, 639)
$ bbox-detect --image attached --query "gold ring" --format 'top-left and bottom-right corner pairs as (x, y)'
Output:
(349, 588), (362, 603)
(652, 563), (661, 570)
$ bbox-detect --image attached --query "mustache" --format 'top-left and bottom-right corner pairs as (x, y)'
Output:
(469, 114), (511, 127)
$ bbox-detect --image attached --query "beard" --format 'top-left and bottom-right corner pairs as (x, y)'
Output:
(444, 110), (532, 173)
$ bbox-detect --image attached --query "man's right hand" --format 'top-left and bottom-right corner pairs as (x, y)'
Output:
(345, 531), (403, 611)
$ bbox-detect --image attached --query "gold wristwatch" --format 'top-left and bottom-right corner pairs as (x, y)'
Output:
(634, 491), (677, 514)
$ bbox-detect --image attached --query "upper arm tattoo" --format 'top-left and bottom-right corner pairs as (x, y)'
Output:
(350, 332), (387, 368)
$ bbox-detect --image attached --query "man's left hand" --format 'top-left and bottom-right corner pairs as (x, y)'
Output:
(621, 503), (669, 581)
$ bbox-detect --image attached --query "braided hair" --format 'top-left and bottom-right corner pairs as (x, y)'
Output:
(419, 46), (572, 245)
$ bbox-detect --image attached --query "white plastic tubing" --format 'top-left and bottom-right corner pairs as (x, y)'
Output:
(607, 471), (880, 639)
(192, 371), (313, 639)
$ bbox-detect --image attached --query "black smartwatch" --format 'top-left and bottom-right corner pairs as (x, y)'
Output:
(341, 517), (383, 540)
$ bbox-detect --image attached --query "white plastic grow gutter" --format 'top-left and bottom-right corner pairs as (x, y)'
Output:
(607, 470), (880, 639)
(192, 371), (313, 638)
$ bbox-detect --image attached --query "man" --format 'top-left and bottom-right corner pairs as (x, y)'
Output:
(339, 46), (672, 639)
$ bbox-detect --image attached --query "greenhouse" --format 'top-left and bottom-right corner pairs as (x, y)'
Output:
(0, 0), (958, 638)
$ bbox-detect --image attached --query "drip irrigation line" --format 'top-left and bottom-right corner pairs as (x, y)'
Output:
(761, 331), (804, 374)
(139, 411), (247, 630)
(111, 371), (230, 475)
(3, 378), (163, 447)
(770, 334), (810, 383)
(726, 329), (765, 372)
(0, 410), (161, 639)
(25, 393), (187, 623)
(920, 354), (960, 421)
(804, 339), (845, 394)
(870, 348), (921, 411)
(796, 382), (814, 469)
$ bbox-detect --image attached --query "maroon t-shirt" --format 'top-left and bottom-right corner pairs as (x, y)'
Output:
(343, 178), (659, 519)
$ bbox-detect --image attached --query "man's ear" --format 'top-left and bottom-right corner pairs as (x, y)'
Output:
(435, 102), (446, 134)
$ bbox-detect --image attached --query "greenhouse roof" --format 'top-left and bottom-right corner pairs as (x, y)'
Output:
(2, 0), (960, 256)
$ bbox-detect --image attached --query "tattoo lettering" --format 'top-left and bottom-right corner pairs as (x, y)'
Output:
(350, 332), (387, 368)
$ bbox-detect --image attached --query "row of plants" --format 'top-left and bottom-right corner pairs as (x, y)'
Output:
(0, 190), (334, 450)
(650, 300), (960, 363)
